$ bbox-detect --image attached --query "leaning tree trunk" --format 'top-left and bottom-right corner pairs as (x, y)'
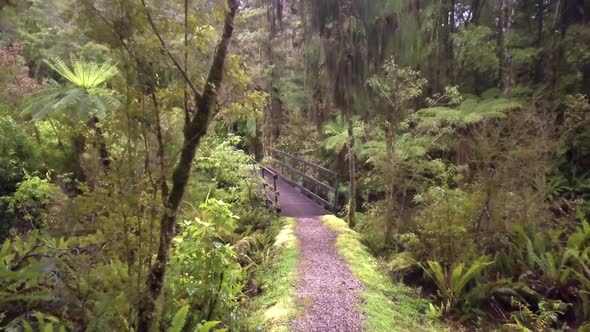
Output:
(137, 1), (239, 329)
(342, 55), (356, 228)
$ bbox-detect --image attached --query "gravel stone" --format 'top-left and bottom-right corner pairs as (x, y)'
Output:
(290, 217), (364, 332)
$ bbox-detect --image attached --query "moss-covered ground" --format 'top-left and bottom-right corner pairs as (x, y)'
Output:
(245, 215), (447, 331)
(322, 215), (447, 332)
(245, 218), (300, 331)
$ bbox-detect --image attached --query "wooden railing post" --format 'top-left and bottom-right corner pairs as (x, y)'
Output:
(334, 175), (339, 209)
(273, 174), (278, 209)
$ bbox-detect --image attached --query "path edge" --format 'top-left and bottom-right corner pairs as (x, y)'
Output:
(247, 217), (300, 332)
(321, 215), (447, 332)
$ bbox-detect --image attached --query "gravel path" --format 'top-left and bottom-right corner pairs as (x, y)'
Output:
(291, 217), (364, 332)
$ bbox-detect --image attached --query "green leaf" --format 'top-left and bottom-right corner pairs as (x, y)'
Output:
(167, 305), (189, 332)
(197, 321), (221, 332)
(454, 258), (491, 298)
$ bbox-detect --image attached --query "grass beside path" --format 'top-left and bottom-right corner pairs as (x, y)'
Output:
(246, 217), (300, 331)
(322, 215), (446, 332)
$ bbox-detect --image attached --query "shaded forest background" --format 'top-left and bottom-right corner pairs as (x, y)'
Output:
(0, 0), (589, 331)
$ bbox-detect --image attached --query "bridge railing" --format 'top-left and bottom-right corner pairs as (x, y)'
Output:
(250, 159), (280, 213)
(265, 147), (339, 211)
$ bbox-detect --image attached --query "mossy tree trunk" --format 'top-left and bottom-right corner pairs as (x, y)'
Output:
(137, 0), (239, 329)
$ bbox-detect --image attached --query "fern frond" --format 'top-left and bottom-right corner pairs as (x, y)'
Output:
(168, 305), (189, 332)
(453, 257), (492, 298)
(46, 58), (74, 84)
(474, 98), (522, 113)
(46, 56), (118, 89)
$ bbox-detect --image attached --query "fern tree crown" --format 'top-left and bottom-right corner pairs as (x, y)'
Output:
(24, 56), (119, 119)
(46, 56), (118, 89)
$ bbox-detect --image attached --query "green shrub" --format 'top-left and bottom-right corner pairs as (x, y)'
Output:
(0, 115), (41, 196)
(165, 198), (243, 329)
(1, 173), (61, 236)
(414, 182), (481, 266)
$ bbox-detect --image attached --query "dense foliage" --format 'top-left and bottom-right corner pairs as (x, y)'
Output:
(251, 0), (590, 330)
(0, 0), (279, 330)
(1, 0), (589, 331)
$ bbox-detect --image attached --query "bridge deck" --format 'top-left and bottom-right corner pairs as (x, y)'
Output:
(265, 174), (329, 217)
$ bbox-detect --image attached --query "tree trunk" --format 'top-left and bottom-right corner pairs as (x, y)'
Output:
(500, 0), (516, 97)
(577, 0), (589, 95)
(384, 108), (398, 243)
(88, 115), (111, 171)
(137, 1), (238, 329)
(533, 0), (545, 84)
(470, 0), (482, 25)
(267, 0), (283, 141)
(448, 0), (455, 83)
(346, 103), (356, 229)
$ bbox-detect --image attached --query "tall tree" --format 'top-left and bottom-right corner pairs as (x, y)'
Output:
(137, 0), (239, 329)
(500, 0), (517, 97)
(368, 58), (427, 241)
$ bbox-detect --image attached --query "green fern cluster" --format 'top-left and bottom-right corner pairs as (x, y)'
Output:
(420, 256), (492, 314)
(46, 56), (118, 89)
(322, 115), (365, 154)
(412, 97), (522, 133)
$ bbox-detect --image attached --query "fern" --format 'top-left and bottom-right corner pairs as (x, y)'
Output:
(24, 85), (117, 119)
(167, 305), (189, 332)
(322, 115), (365, 154)
(472, 97), (522, 113)
(24, 56), (120, 119)
(46, 56), (118, 89)
(196, 321), (223, 332)
(360, 139), (386, 166)
(413, 97), (518, 133)
(420, 256), (492, 313)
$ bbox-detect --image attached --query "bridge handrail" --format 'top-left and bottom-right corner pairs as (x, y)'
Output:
(269, 166), (336, 211)
(267, 147), (338, 178)
(265, 147), (339, 211)
(248, 157), (280, 213)
(270, 158), (335, 193)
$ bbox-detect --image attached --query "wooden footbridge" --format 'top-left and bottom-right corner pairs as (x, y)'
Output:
(253, 147), (340, 217)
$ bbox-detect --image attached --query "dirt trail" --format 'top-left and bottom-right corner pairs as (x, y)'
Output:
(290, 217), (364, 332)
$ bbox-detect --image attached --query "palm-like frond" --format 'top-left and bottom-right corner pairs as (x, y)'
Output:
(46, 56), (118, 89)
(24, 85), (119, 120)
(22, 83), (82, 119)
(420, 256), (492, 312)
(413, 97), (520, 133)
(322, 115), (365, 154)
(24, 56), (120, 120)
(360, 139), (386, 166)
(323, 129), (349, 153)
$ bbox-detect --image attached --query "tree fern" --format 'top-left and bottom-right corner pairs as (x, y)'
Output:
(413, 97), (520, 133)
(322, 115), (365, 154)
(24, 56), (120, 119)
(46, 56), (118, 89)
